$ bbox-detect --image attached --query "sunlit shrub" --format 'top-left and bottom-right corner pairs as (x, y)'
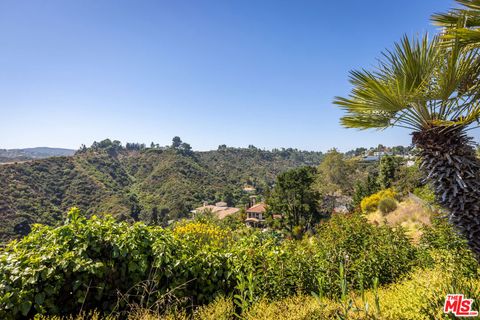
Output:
(0, 208), (160, 318)
(173, 221), (229, 247)
(193, 296), (234, 320)
(313, 214), (418, 296)
(413, 184), (436, 204)
(245, 295), (339, 319)
(420, 216), (479, 276)
(0, 208), (455, 318)
(378, 197), (397, 214)
(360, 189), (396, 212)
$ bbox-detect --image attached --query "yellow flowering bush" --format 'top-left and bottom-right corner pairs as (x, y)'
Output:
(173, 221), (229, 246)
(361, 189), (397, 213)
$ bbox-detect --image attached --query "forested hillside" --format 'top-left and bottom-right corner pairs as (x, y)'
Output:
(0, 139), (324, 241)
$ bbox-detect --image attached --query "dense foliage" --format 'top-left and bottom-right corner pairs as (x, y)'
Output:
(360, 189), (396, 213)
(0, 209), (425, 318)
(0, 140), (324, 241)
(266, 166), (321, 236)
(334, 0), (480, 259)
(378, 197), (397, 214)
(315, 149), (360, 196)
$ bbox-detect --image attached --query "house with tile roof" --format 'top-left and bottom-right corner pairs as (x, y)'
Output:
(192, 202), (240, 219)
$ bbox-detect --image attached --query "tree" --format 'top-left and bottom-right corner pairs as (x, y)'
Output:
(345, 147), (367, 157)
(150, 207), (159, 225)
(179, 142), (193, 156)
(334, 34), (480, 259)
(352, 172), (380, 207)
(377, 155), (401, 189)
(267, 166), (320, 236)
(125, 142), (145, 151)
(391, 145), (407, 155)
(394, 163), (423, 195)
(129, 194), (142, 221)
(222, 190), (234, 207)
(171, 136), (182, 149)
(315, 149), (358, 196)
(78, 144), (87, 153)
(432, 0), (480, 49)
(13, 219), (31, 236)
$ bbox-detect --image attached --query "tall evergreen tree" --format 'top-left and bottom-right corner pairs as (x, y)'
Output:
(267, 166), (321, 235)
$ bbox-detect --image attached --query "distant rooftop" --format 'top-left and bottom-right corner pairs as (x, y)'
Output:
(362, 156), (380, 162)
(246, 203), (267, 214)
(192, 203), (240, 219)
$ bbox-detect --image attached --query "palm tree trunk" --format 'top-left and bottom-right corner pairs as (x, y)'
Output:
(412, 125), (480, 261)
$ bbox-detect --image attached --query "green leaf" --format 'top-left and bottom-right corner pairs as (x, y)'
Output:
(35, 292), (45, 305)
(19, 300), (32, 316)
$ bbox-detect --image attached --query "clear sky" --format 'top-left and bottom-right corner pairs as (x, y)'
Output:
(1, 0), (468, 152)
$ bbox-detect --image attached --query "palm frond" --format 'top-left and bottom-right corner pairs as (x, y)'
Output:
(432, 0), (480, 48)
(334, 33), (480, 131)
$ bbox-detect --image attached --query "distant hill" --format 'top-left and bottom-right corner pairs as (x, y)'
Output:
(0, 142), (323, 241)
(0, 147), (75, 163)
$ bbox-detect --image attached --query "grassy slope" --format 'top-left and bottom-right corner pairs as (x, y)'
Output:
(366, 196), (433, 243)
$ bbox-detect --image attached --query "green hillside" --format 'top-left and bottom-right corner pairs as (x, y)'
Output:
(0, 141), (323, 241)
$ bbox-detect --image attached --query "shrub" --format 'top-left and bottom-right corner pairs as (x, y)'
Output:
(0, 208), (160, 318)
(378, 197), (397, 214)
(413, 184), (436, 205)
(420, 216), (479, 276)
(245, 295), (339, 319)
(0, 209), (421, 318)
(193, 296), (234, 320)
(313, 214), (419, 295)
(360, 189), (396, 213)
(173, 221), (230, 247)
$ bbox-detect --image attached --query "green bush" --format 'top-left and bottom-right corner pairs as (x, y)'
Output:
(0, 208), (163, 318)
(378, 197), (397, 214)
(413, 184), (436, 205)
(313, 214), (419, 295)
(0, 209), (422, 318)
(360, 189), (396, 213)
(420, 216), (479, 276)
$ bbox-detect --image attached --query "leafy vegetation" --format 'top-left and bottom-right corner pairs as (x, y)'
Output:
(266, 166), (321, 237)
(360, 189), (396, 213)
(0, 139), (324, 241)
(0, 207), (431, 318)
(334, 0), (480, 259)
(378, 197), (397, 214)
(4, 2), (480, 318)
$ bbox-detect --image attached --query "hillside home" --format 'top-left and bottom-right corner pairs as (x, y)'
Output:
(245, 203), (266, 227)
(245, 203), (282, 227)
(192, 202), (240, 219)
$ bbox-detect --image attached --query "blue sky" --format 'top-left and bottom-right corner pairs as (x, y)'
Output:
(0, 0), (463, 151)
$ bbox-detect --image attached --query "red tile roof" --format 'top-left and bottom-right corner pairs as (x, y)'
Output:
(193, 205), (240, 219)
(246, 203), (267, 213)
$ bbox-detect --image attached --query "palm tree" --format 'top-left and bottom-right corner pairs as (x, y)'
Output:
(432, 0), (480, 49)
(333, 34), (480, 260)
